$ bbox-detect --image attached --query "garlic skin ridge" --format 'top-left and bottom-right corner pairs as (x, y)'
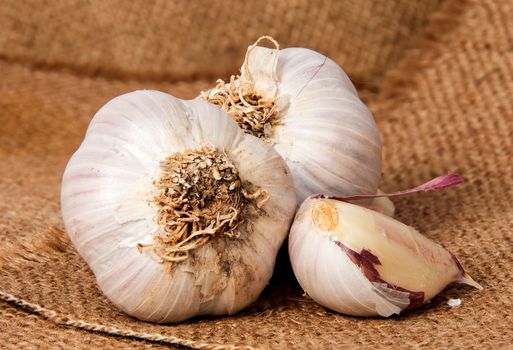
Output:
(203, 41), (382, 203)
(61, 90), (297, 323)
(288, 197), (482, 317)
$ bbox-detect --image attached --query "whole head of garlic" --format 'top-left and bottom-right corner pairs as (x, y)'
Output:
(61, 90), (296, 323)
(288, 196), (482, 317)
(202, 37), (382, 203)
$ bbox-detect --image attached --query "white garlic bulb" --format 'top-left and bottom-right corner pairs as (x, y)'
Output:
(289, 197), (482, 317)
(61, 90), (296, 323)
(203, 37), (382, 203)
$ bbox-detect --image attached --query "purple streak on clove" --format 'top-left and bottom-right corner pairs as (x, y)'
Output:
(334, 241), (425, 309)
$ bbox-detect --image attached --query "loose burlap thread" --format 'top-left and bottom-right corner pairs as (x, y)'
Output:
(1, 0), (512, 349)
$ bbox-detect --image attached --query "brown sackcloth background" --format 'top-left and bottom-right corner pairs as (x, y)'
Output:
(0, 0), (512, 348)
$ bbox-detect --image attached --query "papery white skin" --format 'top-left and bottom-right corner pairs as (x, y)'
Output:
(61, 90), (296, 323)
(289, 197), (481, 317)
(204, 43), (382, 203)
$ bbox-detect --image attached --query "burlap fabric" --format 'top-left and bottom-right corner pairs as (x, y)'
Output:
(0, 0), (512, 348)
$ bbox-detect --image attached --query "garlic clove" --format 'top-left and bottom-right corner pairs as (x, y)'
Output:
(289, 197), (481, 317)
(61, 90), (297, 322)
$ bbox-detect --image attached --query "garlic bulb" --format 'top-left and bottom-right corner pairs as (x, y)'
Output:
(203, 37), (382, 203)
(61, 90), (296, 323)
(289, 197), (482, 317)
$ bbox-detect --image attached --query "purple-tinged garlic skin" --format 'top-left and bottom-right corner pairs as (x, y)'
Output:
(288, 197), (481, 317)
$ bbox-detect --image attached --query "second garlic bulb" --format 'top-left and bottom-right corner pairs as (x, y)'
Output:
(203, 38), (382, 203)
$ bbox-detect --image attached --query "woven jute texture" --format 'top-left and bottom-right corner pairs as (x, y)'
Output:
(1, 0), (512, 349)
(0, 0), (441, 87)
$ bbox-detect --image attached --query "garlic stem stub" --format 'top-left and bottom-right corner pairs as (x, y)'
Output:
(289, 181), (482, 317)
(202, 37), (382, 203)
(61, 90), (296, 323)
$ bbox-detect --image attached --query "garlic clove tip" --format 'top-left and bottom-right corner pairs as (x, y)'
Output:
(458, 273), (483, 291)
